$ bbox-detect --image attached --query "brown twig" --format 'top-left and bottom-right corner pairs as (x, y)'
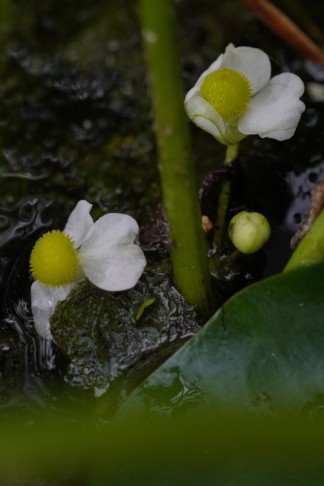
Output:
(280, 0), (324, 47)
(240, 0), (324, 64)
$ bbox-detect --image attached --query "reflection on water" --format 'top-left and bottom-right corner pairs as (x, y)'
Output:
(2, 308), (55, 408)
(0, 198), (52, 250)
(0, 197), (62, 413)
(139, 366), (203, 417)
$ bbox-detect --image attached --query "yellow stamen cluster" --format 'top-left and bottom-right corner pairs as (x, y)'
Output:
(200, 67), (252, 121)
(30, 230), (79, 286)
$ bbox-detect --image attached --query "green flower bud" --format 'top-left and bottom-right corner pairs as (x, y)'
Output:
(228, 211), (271, 254)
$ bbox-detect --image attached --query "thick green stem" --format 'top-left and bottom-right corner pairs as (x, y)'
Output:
(284, 210), (324, 272)
(139, 0), (214, 316)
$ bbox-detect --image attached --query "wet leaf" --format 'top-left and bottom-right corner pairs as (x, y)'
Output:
(51, 267), (201, 401)
(119, 262), (324, 417)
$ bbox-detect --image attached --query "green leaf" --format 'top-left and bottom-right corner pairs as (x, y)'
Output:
(120, 262), (324, 417)
(90, 262), (324, 484)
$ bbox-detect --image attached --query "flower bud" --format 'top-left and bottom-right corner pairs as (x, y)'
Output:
(228, 211), (271, 254)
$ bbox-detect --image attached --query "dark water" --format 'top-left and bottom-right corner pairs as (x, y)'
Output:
(1, 0), (324, 420)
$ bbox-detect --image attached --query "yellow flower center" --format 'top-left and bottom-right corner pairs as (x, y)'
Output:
(200, 67), (252, 121)
(30, 230), (79, 287)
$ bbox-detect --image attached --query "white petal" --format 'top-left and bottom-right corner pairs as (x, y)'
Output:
(221, 44), (271, 94)
(267, 73), (305, 97)
(185, 95), (246, 145)
(31, 282), (72, 339)
(185, 95), (226, 137)
(191, 115), (225, 144)
(80, 213), (140, 251)
(238, 74), (305, 141)
(198, 51), (225, 79)
(185, 52), (224, 102)
(64, 200), (93, 248)
(81, 244), (146, 291)
(79, 213), (146, 291)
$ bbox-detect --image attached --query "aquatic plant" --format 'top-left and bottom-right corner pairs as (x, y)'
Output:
(184, 43), (306, 260)
(185, 43), (305, 146)
(30, 200), (146, 339)
(139, 0), (214, 316)
(3, 0), (324, 483)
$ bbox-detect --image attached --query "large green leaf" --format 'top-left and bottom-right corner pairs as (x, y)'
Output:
(3, 264), (324, 485)
(88, 263), (324, 484)
(119, 262), (324, 417)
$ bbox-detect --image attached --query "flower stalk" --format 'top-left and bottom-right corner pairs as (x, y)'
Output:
(224, 143), (239, 164)
(212, 144), (238, 250)
(139, 0), (214, 317)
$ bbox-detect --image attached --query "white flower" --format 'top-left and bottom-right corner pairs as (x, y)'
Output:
(30, 200), (146, 340)
(185, 44), (305, 145)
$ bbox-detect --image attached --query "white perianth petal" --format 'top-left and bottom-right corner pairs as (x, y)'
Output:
(185, 95), (225, 141)
(79, 213), (146, 291)
(185, 94), (247, 145)
(31, 282), (72, 340)
(238, 73), (305, 141)
(80, 244), (146, 291)
(267, 72), (305, 97)
(192, 116), (224, 144)
(184, 52), (224, 102)
(64, 200), (93, 248)
(80, 213), (140, 250)
(221, 44), (271, 94)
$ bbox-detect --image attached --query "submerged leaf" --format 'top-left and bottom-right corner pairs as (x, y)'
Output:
(51, 268), (201, 400)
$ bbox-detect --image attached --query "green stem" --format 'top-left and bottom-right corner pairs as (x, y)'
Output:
(213, 179), (231, 250)
(224, 143), (238, 164)
(139, 0), (214, 317)
(284, 210), (324, 272)
(212, 144), (238, 249)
